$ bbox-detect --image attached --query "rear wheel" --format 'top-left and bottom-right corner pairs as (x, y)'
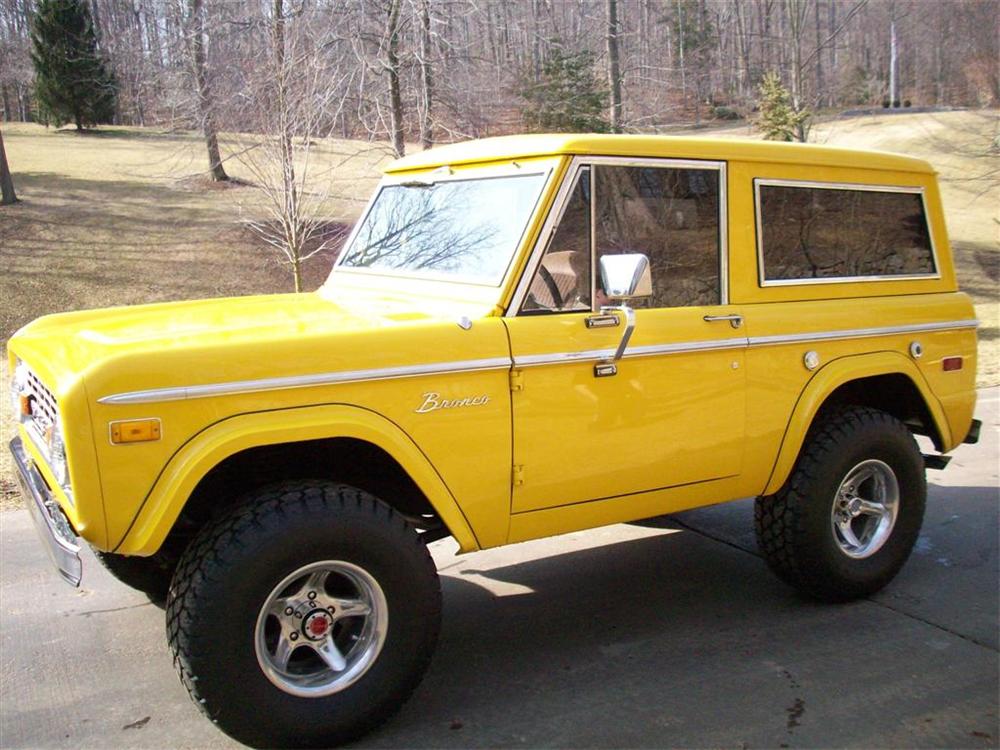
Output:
(755, 406), (926, 602)
(166, 480), (441, 748)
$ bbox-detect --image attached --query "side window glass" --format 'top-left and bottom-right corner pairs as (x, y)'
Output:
(594, 166), (721, 308)
(522, 168), (591, 313)
(757, 183), (936, 282)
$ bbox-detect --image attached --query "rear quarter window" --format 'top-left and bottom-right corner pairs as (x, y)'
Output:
(756, 180), (937, 285)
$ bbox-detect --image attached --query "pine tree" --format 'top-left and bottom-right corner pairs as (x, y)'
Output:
(520, 48), (610, 133)
(30, 0), (117, 130)
(756, 72), (810, 142)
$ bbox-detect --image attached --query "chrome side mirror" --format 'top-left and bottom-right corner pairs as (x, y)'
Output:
(599, 253), (652, 300)
(593, 253), (652, 377)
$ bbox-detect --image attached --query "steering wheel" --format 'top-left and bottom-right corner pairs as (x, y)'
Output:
(536, 265), (564, 309)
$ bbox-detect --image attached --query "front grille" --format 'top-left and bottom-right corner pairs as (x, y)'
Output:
(25, 370), (58, 434)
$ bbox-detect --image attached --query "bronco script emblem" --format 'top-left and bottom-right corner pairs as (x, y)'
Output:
(415, 392), (490, 414)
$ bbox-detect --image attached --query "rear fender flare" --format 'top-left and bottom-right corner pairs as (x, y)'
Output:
(762, 351), (950, 496)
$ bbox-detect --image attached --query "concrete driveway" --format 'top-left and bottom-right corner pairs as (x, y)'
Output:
(2, 390), (997, 749)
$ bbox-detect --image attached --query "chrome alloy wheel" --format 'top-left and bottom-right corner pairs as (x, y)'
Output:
(254, 560), (388, 697)
(831, 459), (900, 559)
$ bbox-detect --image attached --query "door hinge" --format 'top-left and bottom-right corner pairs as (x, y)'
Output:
(509, 368), (524, 392)
(512, 464), (524, 486)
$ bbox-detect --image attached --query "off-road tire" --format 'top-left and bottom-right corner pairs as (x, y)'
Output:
(165, 480), (441, 748)
(93, 548), (175, 605)
(754, 406), (926, 602)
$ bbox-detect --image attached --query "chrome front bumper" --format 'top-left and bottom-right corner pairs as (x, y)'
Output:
(9, 436), (82, 586)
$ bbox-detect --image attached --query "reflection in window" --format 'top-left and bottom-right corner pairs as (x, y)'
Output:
(339, 173), (547, 285)
(595, 166), (721, 308)
(523, 168), (591, 312)
(758, 184), (936, 282)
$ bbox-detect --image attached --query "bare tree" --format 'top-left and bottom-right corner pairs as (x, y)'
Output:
(386, 0), (405, 157)
(416, 0), (433, 149)
(606, 0), (622, 132)
(4, 0), (998, 149)
(232, 7), (359, 292)
(185, 0), (227, 180)
(0, 128), (17, 205)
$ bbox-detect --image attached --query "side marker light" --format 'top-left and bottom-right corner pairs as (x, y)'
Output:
(110, 418), (162, 444)
(942, 357), (963, 372)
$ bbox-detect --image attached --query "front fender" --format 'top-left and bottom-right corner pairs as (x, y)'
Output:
(762, 351), (951, 496)
(113, 403), (481, 556)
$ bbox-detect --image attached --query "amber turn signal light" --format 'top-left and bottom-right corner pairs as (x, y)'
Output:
(110, 418), (162, 444)
(19, 394), (33, 417)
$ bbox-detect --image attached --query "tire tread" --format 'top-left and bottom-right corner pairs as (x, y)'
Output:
(165, 480), (441, 744)
(754, 406), (924, 601)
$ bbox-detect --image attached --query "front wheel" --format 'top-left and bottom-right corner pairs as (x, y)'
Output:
(166, 481), (441, 748)
(755, 406), (926, 602)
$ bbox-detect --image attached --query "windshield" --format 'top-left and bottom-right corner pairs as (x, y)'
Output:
(337, 171), (548, 285)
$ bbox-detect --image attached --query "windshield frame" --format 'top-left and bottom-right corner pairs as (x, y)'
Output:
(330, 161), (555, 288)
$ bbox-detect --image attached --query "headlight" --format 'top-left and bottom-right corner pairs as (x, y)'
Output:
(11, 360), (73, 502)
(10, 359), (28, 420)
(48, 419), (69, 488)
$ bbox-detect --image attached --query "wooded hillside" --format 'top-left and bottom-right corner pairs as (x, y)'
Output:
(3, 0), (998, 150)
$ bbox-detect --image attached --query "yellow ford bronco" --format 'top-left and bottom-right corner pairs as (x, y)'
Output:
(8, 134), (981, 747)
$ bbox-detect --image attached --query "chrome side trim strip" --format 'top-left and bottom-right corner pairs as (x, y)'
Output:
(98, 357), (513, 405)
(99, 320), (978, 404)
(511, 319), (979, 368)
(515, 337), (748, 367)
(747, 319), (980, 347)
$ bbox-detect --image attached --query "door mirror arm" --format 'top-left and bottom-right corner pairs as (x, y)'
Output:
(600, 304), (636, 362)
(593, 254), (652, 376)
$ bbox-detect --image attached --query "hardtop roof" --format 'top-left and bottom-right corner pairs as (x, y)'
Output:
(384, 133), (935, 175)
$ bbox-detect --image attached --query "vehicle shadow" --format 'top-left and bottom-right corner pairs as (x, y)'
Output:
(353, 516), (998, 749)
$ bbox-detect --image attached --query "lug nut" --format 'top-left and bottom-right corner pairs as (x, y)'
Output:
(295, 611), (303, 619)
(328, 606), (336, 614)
(290, 632), (298, 641)
(284, 607), (294, 616)
(307, 591), (317, 600)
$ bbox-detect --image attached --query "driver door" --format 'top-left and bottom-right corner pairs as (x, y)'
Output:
(504, 159), (746, 513)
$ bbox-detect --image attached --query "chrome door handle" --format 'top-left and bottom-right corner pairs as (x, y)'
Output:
(703, 314), (743, 329)
(585, 313), (620, 329)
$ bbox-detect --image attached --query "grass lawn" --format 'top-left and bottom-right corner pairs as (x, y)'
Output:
(1, 112), (997, 507)
(0, 124), (392, 505)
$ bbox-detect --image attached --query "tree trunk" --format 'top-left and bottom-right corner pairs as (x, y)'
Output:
(89, 0), (104, 48)
(273, 0), (299, 292)
(814, 0), (825, 107)
(606, 0), (622, 132)
(827, 0), (837, 76)
(677, 0), (687, 111)
(0, 129), (18, 205)
(889, 13), (898, 107)
(188, 0), (228, 181)
(386, 0), (405, 157)
(292, 256), (302, 293)
(419, 0), (433, 150)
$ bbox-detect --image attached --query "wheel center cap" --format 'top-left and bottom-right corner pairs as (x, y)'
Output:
(848, 498), (862, 516)
(303, 611), (332, 640)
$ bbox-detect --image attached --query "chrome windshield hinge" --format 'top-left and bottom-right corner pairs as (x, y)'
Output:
(512, 464), (525, 486)
(509, 368), (524, 392)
